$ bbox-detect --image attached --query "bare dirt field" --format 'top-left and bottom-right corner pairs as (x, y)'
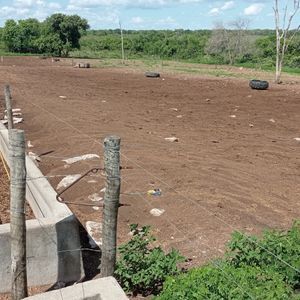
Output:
(0, 56), (299, 269)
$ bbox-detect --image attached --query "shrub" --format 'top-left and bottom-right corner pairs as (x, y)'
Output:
(227, 222), (300, 288)
(157, 222), (300, 299)
(156, 263), (297, 300)
(114, 224), (184, 296)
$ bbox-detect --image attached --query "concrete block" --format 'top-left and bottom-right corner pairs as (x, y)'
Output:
(0, 123), (72, 218)
(0, 216), (84, 293)
(0, 123), (90, 293)
(24, 277), (129, 300)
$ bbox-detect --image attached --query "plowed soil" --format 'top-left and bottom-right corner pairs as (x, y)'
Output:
(0, 56), (299, 267)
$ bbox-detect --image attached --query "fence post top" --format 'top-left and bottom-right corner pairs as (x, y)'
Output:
(104, 136), (121, 147)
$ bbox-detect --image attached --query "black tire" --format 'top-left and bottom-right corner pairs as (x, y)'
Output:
(145, 71), (160, 78)
(249, 79), (269, 90)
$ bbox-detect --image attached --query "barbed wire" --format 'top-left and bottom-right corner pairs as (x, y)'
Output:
(23, 93), (300, 275)
(4, 86), (298, 297)
(121, 177), (256, 299)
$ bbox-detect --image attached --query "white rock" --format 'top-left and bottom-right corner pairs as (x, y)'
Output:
(62, 153), (100, 164)
(27, 141), (34, 148)
(57, 174), (81, 190)
(28, 152), (40, 162)
(59, 96), (67, 99)
(269, 118), (276, 123)
(13, 117), (23, 124)
(92, 206), (100, 211)
(150, 208), (165, 217)
(5, 108), (21, 113)
(88, 180), (97, 184)
(176, 115), (183, 118)
(170, 108), (178, 111)
(230, 115), (236, 118)
(100, 187), (106, 193)
(165, 137), (179, 142)
(294, 138), (300, 142)
(86, 221), (102, 247)
(88, 193), (103, 202)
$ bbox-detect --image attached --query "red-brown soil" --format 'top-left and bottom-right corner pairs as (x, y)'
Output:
(0, 100), (33, 225)
(0, 56), (299, 269)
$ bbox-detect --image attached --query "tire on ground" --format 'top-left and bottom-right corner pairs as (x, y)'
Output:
(145, 72), (160, 78)
(249, 79), (269, 90)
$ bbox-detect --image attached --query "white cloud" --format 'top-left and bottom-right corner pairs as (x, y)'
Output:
(48, 2), (61, 9)
(68, 0), (203, 9)
(209, 1), (235, 16)
(221, 1), (234, 10)
(14, 0), (45, 8)
(244, 3), (264, 16)
(209, 7), (221, 16)
(0, 5), (30, 17)
(131, 16), (144, 24)
(157, 16), (176, 24)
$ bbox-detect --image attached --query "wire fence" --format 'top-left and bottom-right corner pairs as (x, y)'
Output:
(1, 84), (300, 299)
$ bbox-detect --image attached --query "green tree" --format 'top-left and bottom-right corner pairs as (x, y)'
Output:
(43, 13), (89, 57)
(18, 18), (40, 52)
(2, 19), (21, 52)
(2, 18), (40, 53)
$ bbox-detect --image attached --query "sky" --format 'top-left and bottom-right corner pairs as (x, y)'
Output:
(0, 0), (299, 30)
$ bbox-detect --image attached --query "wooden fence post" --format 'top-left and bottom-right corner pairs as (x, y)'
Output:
(100, 135), (121, 277)
(4, 85), (13, 130)
(10, 129), (28, 300)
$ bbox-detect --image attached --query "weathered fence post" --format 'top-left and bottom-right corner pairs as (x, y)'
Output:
(4, 85), (13, 130)
(100, 136), (121, 277)
(10, 129), (28, 300)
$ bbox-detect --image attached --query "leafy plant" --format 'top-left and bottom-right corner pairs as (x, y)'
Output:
(227, 222), (300, 288)
(157, 222), (300, 299)
(156, 263), (298, 300)
(114, 224), (184, 296)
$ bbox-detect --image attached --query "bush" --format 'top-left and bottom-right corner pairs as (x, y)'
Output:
(114, 224), (184, 296)
(156, 263), (296, 300)
(288, 56), (300, 68)
(227, 222), (300, 288)
(157, 222), (300, 299)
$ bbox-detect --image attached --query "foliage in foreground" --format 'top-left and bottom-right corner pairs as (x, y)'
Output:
(157, 222), (300, 300)
(114, 224), (184, 296)
(156, 264), (296, 300)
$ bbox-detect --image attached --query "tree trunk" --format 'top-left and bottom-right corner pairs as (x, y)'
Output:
(275, 40), (281, 83)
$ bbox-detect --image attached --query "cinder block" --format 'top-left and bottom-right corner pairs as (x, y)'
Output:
(24, 277), (129, 300)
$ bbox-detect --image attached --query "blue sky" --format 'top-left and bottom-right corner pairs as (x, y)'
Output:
(0, 0), (299, 29)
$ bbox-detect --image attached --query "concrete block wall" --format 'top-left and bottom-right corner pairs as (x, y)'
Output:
(0, 123), (85, 292)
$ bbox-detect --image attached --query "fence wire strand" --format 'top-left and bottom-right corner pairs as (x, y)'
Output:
(5, 87), (298, 297)
(23, 94), (300, 275)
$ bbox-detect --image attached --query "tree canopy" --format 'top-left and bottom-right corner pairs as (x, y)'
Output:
(2, 14), (89, 56)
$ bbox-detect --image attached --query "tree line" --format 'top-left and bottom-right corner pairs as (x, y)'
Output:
(79, 28), (299, 69)
(0, 14), (299, 70)
(1, 14), (89, 57)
